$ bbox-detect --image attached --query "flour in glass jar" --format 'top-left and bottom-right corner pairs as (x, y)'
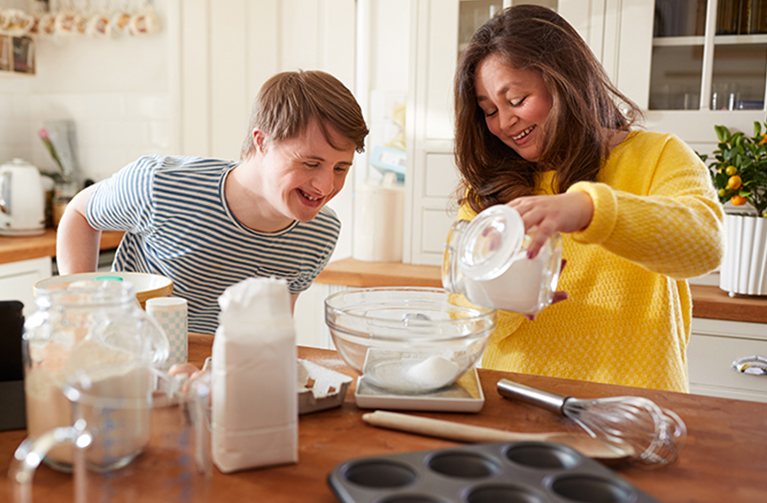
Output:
(24, 339), (147, 466)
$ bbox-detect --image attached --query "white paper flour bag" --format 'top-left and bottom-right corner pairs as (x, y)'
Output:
(211, 277), (298, 473)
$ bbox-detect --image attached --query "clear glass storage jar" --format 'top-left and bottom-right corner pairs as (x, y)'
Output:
(443, 204), (563, 316)
(22, 280), (169, 472)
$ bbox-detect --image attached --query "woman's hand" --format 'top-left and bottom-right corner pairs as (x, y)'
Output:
(507, 191), (593, 258)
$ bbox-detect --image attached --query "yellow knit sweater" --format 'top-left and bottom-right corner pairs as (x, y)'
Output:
(458, 131), (724, 392)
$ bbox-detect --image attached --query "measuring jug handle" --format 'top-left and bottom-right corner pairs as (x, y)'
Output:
(442, 219), (468, 294)
(8, 425), (91, 503)
(497, 378), (568, 415)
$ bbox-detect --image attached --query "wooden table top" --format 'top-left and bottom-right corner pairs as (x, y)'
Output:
(0, 229), (124, 264)
(317, 258), (767, 325)
(2, 333), (765, 502)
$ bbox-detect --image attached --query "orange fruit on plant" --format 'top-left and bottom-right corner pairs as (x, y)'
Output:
(728, 175), (742, 190)
(731, 195), (747, 206)
(725, 165), (738, 175)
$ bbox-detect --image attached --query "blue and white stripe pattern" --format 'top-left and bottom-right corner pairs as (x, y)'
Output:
(87, 155), (340, 335)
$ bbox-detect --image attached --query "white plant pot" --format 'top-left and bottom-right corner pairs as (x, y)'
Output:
(720, 213), (767, 296)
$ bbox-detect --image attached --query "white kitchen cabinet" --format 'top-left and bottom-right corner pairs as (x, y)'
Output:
(0, 256), (51, 317)
(689, 317), (767, 402)
(293, 282), (348, 349)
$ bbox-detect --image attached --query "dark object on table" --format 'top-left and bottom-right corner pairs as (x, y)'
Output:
(328, 441), (662, 503)
(0, 300), (26, 431)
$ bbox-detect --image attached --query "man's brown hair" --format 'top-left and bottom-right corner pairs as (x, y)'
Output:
(241, 70), (368, 159)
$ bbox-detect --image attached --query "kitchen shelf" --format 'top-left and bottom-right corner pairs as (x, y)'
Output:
(654, 36), (705, 46)
(653, 34), (767, 46)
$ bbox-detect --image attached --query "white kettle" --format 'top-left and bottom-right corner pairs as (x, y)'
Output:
(0, 158), (46, 236)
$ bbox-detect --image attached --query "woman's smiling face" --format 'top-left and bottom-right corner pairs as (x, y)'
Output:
(474, 54), (553, 162)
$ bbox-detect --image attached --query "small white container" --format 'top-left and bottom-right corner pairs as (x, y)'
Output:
(443, 205), (563, 315)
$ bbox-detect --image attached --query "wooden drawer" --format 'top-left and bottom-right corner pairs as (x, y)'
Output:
(689, 318), (767, 402)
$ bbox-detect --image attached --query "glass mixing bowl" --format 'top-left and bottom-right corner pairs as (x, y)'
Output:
(324, 287), (497, 394)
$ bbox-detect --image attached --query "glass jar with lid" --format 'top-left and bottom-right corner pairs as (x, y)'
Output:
(443, 204), (563, 316)
(22, 280), (169, 472)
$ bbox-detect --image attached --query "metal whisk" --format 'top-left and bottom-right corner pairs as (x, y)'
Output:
(497, 379), (686, 467)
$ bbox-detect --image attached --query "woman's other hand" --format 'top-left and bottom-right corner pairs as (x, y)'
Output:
(508, 192), (593, 258)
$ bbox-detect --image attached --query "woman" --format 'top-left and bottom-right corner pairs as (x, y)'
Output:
(453, 5), (723, 392)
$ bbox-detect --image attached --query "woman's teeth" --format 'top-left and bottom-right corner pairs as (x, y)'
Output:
(512, 125), (535, 141)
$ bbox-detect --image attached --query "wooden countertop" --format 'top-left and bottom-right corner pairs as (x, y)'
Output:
(317, 258), (767, 325)
(0, 229), (124, 264)
(2, 334), (764, 502)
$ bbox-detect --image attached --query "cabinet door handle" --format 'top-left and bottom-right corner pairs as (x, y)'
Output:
(732, 355), (767, 376)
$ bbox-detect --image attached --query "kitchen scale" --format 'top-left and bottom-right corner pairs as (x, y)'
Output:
(353, 368), (485, 413)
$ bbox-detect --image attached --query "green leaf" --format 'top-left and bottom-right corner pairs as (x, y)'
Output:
(715, 125), (729, 143)
(754, 121), (762, 137)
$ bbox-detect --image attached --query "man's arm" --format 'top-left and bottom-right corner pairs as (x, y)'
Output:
(55, 185), (102, 274)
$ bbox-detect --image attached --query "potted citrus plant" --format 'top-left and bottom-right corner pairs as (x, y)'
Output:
(699, 121), (767, 296)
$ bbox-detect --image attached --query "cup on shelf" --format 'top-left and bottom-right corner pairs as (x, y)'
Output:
(110, 10), (132, 37)
(129, 3), (162, 36)
(1, 9), (35, 36)
(86, 13), (111, 37)
(54, 11), (78, 36)
(711, 83), (741, 111)
(37, 13), (56, 37)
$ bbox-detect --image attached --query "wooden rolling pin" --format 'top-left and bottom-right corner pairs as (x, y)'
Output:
(361, 410), (631, 461)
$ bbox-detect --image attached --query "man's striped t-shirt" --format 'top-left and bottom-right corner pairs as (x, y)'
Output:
(87, 155), (341, 335)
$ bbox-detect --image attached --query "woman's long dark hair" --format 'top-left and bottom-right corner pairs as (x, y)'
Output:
(454, 5), (642, 213)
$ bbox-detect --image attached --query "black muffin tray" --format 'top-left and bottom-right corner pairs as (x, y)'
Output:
(327, 441), (662, 503)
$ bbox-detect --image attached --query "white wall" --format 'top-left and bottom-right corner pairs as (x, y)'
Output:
(0, 0), (178, 182)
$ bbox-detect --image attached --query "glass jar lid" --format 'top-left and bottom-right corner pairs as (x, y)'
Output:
(457, 205), (525, 280)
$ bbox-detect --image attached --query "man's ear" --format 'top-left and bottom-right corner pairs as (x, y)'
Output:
(252, 129), (268, 154)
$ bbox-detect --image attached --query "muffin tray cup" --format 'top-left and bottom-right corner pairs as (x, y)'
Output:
(327, 440), (662, 503)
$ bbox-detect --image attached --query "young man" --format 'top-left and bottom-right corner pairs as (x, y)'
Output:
(56, 70), (369, 335)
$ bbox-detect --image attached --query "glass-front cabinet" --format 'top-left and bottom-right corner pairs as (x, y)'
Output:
(650, 0), (767, 111)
